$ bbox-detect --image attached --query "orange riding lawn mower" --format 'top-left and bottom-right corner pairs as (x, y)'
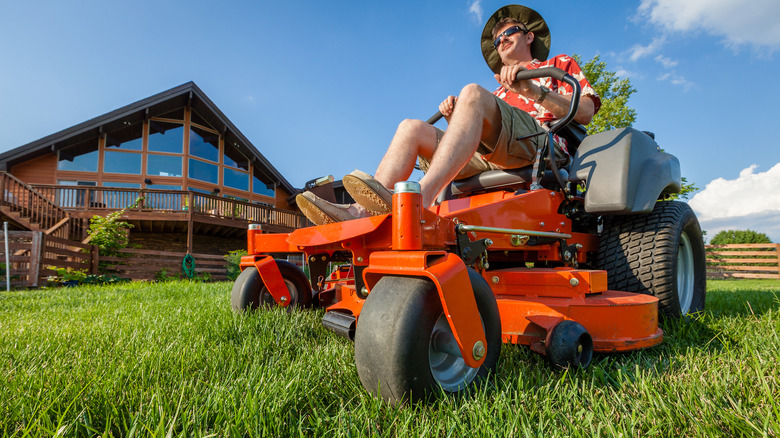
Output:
(231, 68), (706, 403)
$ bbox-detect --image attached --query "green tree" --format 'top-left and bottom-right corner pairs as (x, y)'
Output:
(710, 229), (772, 245)
(577, 55), (637, 134)
(577, 55), (697, 199)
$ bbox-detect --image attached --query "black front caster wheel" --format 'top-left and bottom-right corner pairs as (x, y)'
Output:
(546, 320), (593, 370)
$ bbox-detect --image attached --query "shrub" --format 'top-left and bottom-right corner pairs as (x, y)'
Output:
(88, 197), (144, 253)
(225, 249), (247, 281)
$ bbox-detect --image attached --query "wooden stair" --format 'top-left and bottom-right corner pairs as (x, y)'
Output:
(0, 172), (73, 239)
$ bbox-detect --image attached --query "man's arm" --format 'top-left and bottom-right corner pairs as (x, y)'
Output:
(525, 83), (595, 125)
(496, 64), (596, 125)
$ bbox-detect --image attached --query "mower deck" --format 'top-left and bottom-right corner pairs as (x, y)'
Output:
(486, 267), (662, 352)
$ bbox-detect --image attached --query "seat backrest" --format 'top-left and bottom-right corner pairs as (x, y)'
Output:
(568, 127), (681, 214)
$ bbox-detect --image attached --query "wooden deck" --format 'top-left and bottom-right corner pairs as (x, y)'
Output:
(30, 185), (308, 241)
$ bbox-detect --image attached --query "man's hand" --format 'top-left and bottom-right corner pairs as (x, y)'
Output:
(495, 64), (533, 96)
(439, 95), (458, 119)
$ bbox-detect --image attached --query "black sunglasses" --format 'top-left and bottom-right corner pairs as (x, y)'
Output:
(493, 26), (527, 49)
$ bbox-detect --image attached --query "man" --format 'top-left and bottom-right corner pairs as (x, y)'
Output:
(297, 5), (600, 225)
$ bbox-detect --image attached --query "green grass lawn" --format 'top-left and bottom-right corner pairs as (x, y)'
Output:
(1, 279), (778, 437)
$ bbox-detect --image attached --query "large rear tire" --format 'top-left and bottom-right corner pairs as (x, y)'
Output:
(596, 201), (706, 318)
(354, 269), (501, 403)
(230, 260), (312, 312)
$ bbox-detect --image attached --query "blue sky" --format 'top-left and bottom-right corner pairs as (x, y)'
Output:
(2, 0), (779, 241)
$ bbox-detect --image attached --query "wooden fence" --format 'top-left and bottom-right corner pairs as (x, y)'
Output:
(706, 243), (780, 279)
(100, 248), (228, 281)
(0, 231), (229, 287)
(0, 231), (96, 287)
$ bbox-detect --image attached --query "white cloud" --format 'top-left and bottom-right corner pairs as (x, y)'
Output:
(657, 72), (694, 90)
(468, 1), (483, 24)
(638, 0), (780, 49)
(654, 55), (677, 68)
(689, 163), (780, 242)
(627, 36), (667, 61)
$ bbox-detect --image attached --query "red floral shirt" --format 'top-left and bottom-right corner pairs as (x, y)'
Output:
(493, 54), (600, 154)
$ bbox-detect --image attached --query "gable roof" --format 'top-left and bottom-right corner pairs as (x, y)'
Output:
(0, 82), (296, 194)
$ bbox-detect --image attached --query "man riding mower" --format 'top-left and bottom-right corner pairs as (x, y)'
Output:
(230, 5), (706, 403)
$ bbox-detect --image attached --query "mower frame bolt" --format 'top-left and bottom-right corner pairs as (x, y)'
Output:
(570, 278), (579, 287)
(361, 286), (369, 295)
(540, 222), (545, 227)
(472, 341), (486, 360)
(280, 296), (288, 302)
(357, 256), (363, 262)
(492, 276), (499, 284)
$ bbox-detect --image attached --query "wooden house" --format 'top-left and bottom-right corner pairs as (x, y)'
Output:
(0, 82), (309, 281)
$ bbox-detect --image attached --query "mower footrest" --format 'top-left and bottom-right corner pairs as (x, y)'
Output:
(322, 311), (356, 341)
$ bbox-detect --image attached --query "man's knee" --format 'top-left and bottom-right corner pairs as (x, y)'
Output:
(397, 118), (434, 140)
(458, 83), (493, 106)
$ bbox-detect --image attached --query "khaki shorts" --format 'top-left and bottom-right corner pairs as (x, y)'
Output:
(418, 95), (554, 180)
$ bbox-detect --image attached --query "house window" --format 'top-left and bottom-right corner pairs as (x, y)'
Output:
(188, 158), (218, 184)
(224, 167), (249, 191)
(148, 184), (182, 190)
(148, 122), (184, 153)
(147, 154), (183, 177)
(103, 182), (141, 188)
(105, 124), (143, 151)
(189, 127), (219, 162)
(57, 139), (99, 172)
(224, 143), (248, 170)
(104, 150), (142, 174)
(253, 175), (275, 197)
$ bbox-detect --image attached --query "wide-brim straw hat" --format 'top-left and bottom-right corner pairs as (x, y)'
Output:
(481, 5), (551, 74)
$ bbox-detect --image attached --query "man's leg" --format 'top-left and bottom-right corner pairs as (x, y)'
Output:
(418, 84), (502, 206)
(373, 118), (439, 189)
(298, 84), (503, 224)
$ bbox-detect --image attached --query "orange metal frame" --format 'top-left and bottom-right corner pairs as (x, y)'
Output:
(240, 186), (663, 360)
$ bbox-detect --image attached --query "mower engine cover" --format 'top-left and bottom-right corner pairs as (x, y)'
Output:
(569, 127), (681, 214)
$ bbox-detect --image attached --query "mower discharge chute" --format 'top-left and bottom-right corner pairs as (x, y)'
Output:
(230, 67), (706, 403)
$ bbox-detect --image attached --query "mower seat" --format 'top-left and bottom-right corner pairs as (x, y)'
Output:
(434, 123), (586, 202)
(449, 166), (567, 196)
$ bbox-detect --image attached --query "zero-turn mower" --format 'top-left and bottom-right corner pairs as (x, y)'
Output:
(231, 68), (706, 403)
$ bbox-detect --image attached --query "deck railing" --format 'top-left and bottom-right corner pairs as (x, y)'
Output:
(0, 173), (71, 237)
(30, 185), (308, 229)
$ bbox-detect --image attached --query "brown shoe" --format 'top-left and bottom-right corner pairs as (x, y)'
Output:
(342, 170), (393, 214)
(296, 191), (357, 225)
